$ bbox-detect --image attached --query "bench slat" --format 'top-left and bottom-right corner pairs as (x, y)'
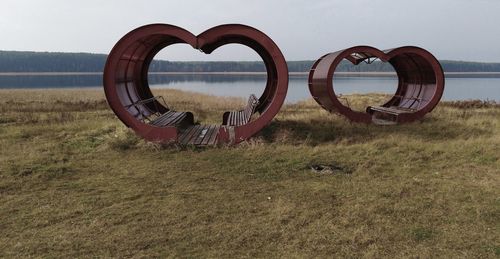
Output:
(194, 125), (215, 145)
(203, 125), (219, 146)
(150, 111), (189, 127)
(187, 126), (206, 145)
(150, 111), (176, 126)
(370, 106), (415, 115)
(223, 94), (259, 126)
(179, 125), (200, 144)
(165, 113), (186, 126)
(197, 125), (213, 145)
(154, 114), (173, 126)
(236, 112), (243, 126)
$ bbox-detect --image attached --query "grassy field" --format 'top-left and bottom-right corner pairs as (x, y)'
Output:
(0, 89), (499, 258)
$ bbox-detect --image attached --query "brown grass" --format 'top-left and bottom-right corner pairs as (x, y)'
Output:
(0, 89), (499, 258)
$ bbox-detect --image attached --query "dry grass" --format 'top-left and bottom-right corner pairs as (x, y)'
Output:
(0, 89), (499, 258)
(152, 88), (247, 124)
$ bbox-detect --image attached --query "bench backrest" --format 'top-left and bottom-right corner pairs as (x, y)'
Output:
(397, 83), (435, 110)
(243, 94), (259, 121)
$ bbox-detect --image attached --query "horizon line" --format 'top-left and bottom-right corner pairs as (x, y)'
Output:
(1, 49), (499, 64)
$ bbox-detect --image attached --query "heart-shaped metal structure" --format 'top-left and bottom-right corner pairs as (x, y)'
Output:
(104, 24), (288, 145)
(308, 46), (445, 124)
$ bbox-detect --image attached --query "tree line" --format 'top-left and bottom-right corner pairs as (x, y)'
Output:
(1, 50), (500, 73)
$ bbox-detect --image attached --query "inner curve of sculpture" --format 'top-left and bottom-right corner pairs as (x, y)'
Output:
(103, 24), (288, 145)
(308, 46), (445, 124)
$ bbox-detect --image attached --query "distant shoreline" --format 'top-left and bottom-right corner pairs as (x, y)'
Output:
(1, 71), (500, 77)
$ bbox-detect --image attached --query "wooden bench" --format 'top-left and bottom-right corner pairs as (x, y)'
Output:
(125, 96), (167, 121)
(367, 95), (424, 116)
(178, 125), (220, 146)
(222, 94), (259, 126)
(124, 96), (193, 128)
(367, 95), (423, 124)
(149, 110), (193, 128)
(368, 105), (416, 115)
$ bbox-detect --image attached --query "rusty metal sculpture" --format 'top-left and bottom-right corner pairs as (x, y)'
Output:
(308, 46), (445, 124)
(103, 24), (288, 145)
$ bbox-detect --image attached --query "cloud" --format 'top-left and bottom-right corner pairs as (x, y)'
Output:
(0, 0), (499, 62)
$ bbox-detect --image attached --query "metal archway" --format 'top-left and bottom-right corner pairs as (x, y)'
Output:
(103, 24), (288, 145)
(308, 46), (445, 124)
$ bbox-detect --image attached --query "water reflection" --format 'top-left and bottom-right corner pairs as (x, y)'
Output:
(0, 74), (498, 102)
(0, 74), (102, 88)
(149, 73), (268, 83)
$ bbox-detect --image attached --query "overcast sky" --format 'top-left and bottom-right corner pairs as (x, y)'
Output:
(1, 0), (499, 62)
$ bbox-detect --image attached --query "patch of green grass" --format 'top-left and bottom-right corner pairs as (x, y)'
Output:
(410, 227), (435, 242)
(0, 89), (499, 258)
(0, 116), (16, 124)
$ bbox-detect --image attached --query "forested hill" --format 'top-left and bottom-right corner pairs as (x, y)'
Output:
(1, 50), (500, 73)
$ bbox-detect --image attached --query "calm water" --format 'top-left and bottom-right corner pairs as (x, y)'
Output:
(0, 74), (499, 103)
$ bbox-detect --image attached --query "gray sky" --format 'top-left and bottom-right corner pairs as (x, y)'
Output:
(1, 0), (499, 62)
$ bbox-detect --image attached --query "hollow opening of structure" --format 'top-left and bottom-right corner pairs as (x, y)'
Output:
(147, 43), (267, 125)
(332, 55), (397, 113)
(105, 25), (288, 145)
(110, 40), (272, 145)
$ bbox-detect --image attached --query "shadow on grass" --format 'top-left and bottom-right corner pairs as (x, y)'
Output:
(259, 116), (492, 145)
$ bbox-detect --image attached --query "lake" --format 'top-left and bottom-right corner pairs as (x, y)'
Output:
(0, 73), (499, 103)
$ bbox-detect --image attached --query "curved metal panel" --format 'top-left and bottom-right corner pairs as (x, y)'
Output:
(308, 46), (445, 124)
(103, 24), (288, 145)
